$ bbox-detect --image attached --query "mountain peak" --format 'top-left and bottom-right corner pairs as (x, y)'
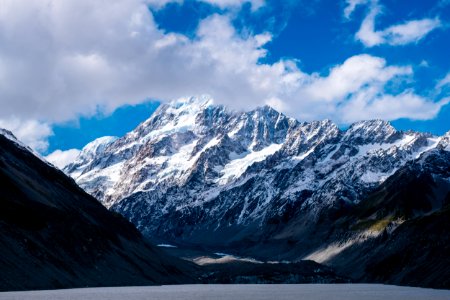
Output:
(344, 119), (398, 144)
(80, 136), (118, 156)
(63, 99), (448, 249)
(168, 95), (214, 111)
(0, 128), (18, 142)
(0, 127), (50, 164)
(348, 119), (395, 132)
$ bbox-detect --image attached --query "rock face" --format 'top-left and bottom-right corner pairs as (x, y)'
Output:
(326, 149), (450, 289)
(0, 130), (195, 291)
(65, 96), (449, 249)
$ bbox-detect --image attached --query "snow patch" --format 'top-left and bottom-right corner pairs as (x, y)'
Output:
(157, 244), (177, 248)
(157, 140), (198, 181)
(360, 170), (393, 183)
(217, 143), (282, 185)
(292, 147), (315, 161)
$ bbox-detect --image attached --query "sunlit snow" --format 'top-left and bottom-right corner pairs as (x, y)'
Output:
(217, 143), (282, 185)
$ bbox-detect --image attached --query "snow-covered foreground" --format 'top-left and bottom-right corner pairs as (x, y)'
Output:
(1, 284), (449, 300)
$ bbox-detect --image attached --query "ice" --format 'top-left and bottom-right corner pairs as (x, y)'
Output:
(1, 284), (449, 300)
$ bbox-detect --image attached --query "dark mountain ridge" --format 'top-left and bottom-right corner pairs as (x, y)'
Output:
(0, 131), (196, 291)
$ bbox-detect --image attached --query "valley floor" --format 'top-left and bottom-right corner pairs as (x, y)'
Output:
(1, 284), (449, 300)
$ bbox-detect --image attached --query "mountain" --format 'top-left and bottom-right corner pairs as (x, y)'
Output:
(0, 129), (196, 291)
(63, 96), (450, 287)
(65, 96), (448, 241)
(289, 148), (449, 289)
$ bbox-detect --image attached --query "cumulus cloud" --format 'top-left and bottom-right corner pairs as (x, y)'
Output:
(282, 54), (448, 123)
(300, 55), (410, 102)
(354, 1), (442, 47)
(45, 149), (81, 169)
(0, 118), (52, 152)
(0, 0), (447, 152)
(0, 1), (273, 124)
(338, 91), (449, 123)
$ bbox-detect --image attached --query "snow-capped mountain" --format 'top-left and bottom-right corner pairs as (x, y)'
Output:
(64, 95), (450, 248)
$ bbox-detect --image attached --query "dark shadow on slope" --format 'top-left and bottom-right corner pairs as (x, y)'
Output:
(0, 133), (196, 291)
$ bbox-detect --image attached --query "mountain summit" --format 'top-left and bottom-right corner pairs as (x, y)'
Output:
(62, 96), (450, 288)
(64, 95), (447, 242)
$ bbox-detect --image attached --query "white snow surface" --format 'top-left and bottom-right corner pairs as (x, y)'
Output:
(217, 143), (282, 185)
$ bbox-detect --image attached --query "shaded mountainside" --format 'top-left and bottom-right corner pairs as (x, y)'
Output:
(340, 205), (450, 289)
(327, 150), (450, 289)
(234, 149), (450, 289)
(0, 131), (196, 291)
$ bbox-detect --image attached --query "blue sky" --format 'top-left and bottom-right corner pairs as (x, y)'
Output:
(0, 0), (449, 160)
(47, 101), (160, 153)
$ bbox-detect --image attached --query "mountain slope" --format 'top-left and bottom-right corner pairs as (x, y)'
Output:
(65, 96), (448, 251)
(326, 149), (450, 289)
(0, 130), (195, 291)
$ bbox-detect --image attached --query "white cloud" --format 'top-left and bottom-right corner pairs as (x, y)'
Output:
(382, 18), (442, 46)
(301, 54), (410, 102)
(437, 73), (450, 89)
(45, 149), (81, 169)
(343, 0), (369, 19)
(339, 90), (449, 123)
(355, 3), (385, 46)
(419, 60), (430, 68)
(0, 0), (447, 152)
(146, 0), (264, 10)
(145, 0), (182, 8)
(283, 54), (447, 123)
(354, 2), (442, 47)
(202, 0), (265, 10)
(0, 1), (272, 124)
(0, 118), (52, 152)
